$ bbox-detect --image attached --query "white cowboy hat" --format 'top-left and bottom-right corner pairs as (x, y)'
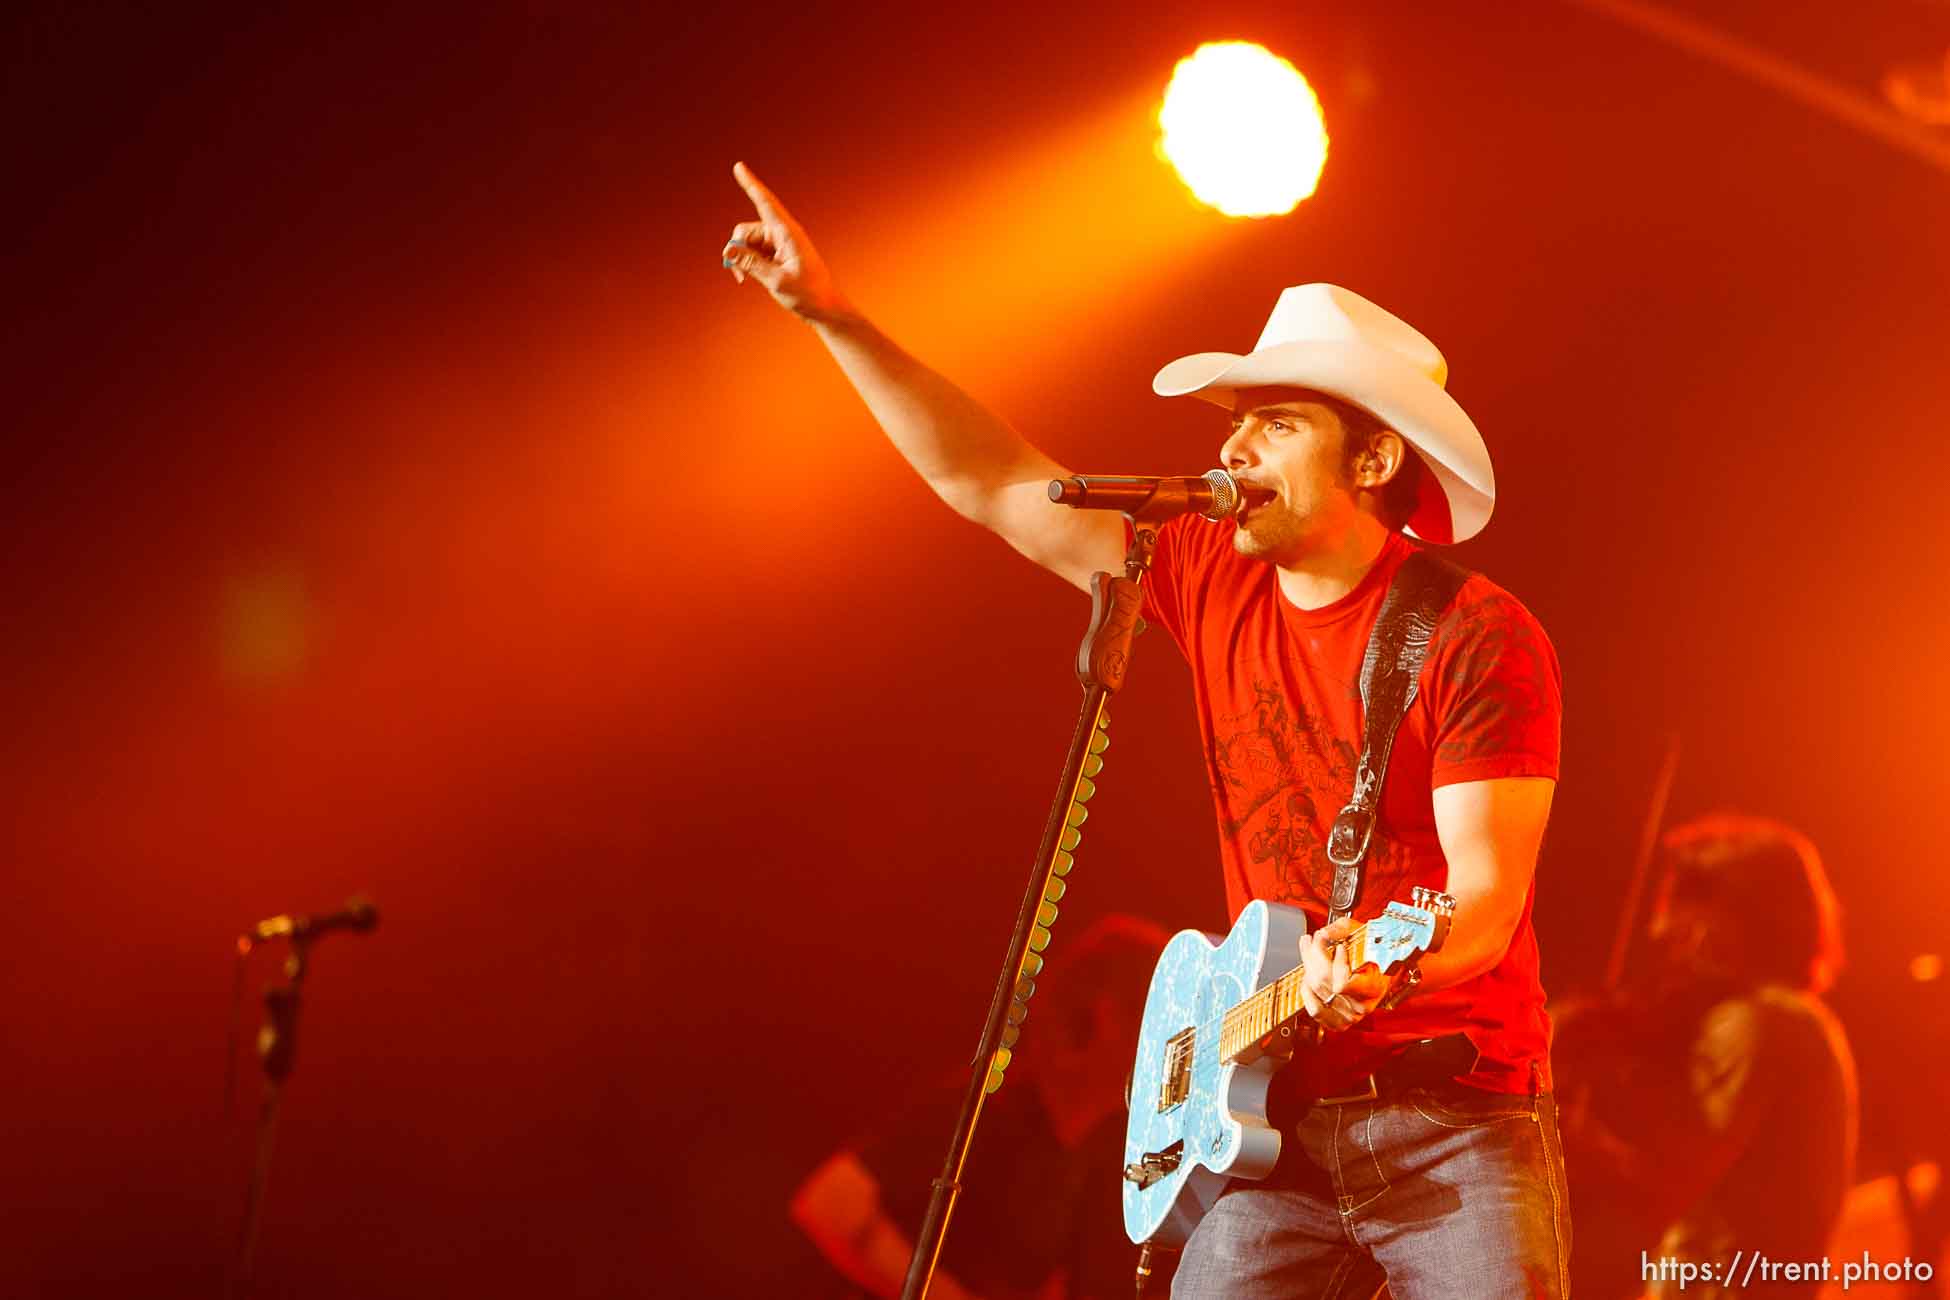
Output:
(1151, 284), (1495, 543)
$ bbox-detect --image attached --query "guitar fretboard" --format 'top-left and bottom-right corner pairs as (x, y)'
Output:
(1215, 922), (1372, 1064)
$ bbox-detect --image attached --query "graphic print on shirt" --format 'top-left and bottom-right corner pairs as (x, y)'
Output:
(1433, 593), (1559, 770)
(1209, 678), (1415, 912)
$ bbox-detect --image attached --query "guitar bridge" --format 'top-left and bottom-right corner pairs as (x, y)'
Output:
(1122, 1140), (1183, 1188)
(1156, 1028), (1195, 1112)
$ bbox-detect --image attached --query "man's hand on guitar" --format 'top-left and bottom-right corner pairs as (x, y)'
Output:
(721, 161), (851, 323)
(1299, 917), (1391, 1032)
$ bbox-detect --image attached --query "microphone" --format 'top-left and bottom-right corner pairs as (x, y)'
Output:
(1047, 469), (1248, 521)
(242, 896), (380, 948)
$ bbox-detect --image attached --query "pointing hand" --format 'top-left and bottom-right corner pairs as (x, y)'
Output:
(721, 161), (849, 323)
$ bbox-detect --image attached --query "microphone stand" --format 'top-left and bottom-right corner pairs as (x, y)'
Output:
(228, 937), (309, 1298)
(899, 501), (1179, 1300)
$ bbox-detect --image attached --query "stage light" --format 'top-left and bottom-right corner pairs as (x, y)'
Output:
(1157, 42), (1328, 218)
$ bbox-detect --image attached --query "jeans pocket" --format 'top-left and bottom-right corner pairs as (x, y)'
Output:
(1405, 1088), (1536, 1129)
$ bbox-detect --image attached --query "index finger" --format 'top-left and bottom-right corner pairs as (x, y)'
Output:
(732, 160), (791, 225)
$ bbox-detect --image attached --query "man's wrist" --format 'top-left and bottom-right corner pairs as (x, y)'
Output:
(801, 294), (864, 331)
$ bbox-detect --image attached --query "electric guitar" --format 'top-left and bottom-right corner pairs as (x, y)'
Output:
(1120, 888), (1455, 1245)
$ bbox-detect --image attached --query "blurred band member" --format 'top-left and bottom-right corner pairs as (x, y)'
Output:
(790, 916), (1171, 1300)
(1559, 813), (1856, 1300)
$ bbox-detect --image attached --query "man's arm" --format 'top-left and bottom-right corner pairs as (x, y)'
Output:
(1419, 775), (1554, 989)
(788, 1149), (986, 1300)
(1301, 776), (1554, 1027)
(722, 162), (1123, 591)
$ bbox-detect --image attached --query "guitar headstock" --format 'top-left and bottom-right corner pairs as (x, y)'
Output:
(1362, 888), (1456, 973)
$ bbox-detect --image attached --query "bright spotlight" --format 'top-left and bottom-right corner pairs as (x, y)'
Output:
(1158, 41), (1328, 218)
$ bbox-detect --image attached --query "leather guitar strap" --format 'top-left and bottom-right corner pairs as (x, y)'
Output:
(1325, 548), (1473, 925)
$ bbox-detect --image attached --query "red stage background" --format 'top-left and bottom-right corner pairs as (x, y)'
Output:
(2, 2), (1945, 1295)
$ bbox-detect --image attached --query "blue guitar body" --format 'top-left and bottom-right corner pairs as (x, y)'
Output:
(1120, 892), (1451, 1246)
(1120, 900), (1308, 1246)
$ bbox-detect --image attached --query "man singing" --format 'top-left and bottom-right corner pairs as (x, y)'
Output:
(723, 160), (1567, 1298)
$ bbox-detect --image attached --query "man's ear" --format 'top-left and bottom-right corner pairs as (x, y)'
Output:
(1357, 429), (1408, 488)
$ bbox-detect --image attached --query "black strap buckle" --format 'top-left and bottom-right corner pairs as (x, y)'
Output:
(1326, 805), (1372, 917)
(1326, 805), (1373, 869)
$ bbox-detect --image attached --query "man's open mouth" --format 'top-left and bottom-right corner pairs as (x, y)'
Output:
(1235, 486), (1278, 518)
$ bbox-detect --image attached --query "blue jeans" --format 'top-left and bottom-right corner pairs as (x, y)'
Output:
(1171, 1087), (1572, 1299)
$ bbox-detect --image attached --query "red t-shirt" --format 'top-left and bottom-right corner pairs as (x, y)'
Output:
(1142, 520), (1562, 1094)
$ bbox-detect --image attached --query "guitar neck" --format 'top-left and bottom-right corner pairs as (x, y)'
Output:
(1215, 921), (1373, 1064)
